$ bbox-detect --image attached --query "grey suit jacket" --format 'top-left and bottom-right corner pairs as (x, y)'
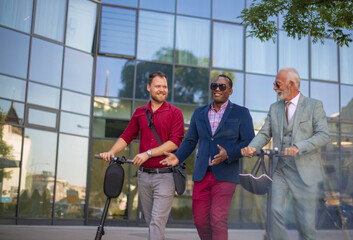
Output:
(249, 94), (330, 185)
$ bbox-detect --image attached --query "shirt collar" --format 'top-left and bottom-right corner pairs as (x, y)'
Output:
(286, 92), (300, 106)
(210, 100), (229, 112)
(146, 101), (169, 113)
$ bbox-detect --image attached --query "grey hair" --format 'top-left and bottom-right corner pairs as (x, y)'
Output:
(279, 67), (300, 89)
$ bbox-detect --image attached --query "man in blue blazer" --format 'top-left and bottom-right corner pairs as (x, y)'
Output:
(241, 67), (330, 240)
(161, 75), (254, 240)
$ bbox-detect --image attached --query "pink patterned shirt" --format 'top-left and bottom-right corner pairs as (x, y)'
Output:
(208, 100), (229, 136)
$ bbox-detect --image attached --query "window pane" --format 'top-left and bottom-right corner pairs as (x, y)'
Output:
(28, 108), (57, 128)
(95, 57), (134, 98)
(0, 27), (29, 78)
(30, 38), (63, 87)
(63, 48), (93, 94)
(176, 16), (210, 67)
(310, 81), (339, 117)
(0, 124), (21, 217)
(341, 85), (353, 121)
(0, 99), (24, 125)
(213, 22), (243, 70)
(211, 70), (244, 106)
(138, 11), (174, 63)
(140, 0), (175, 13)
(245, 74), (277, 111)
(62, 90), (91, 115)
(174, 66), (209, 105)
(19, 128), (57, 218)
(174, 104), (197, 125)
(250, 111), (268, 131)
(311, 38), (338, 82)
(177, 0), (210, 18)
(0, 0), (32, 33)
(101, 0), (137, 7)
(66, 0), (97, 53)
(0, 75), (26, 102)
(94, 98), (132, 119)
(279, 31), (309, 79)
(135, 62), (173, 101)
(300, 79), (309, 97)
(93, 119), (129, 138)
(27, 82), (60, 109)
(55, 134), (88, 218)
(34, 0), (66, 42)
(212, 0), (244, 22)
(246, 35), (277, 75)
(100, 6), (136, 56)
(60, 112), (90, 136)
(340, 45), (353, 85)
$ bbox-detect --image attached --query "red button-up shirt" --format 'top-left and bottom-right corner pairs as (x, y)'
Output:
(120, 101), (184, 168)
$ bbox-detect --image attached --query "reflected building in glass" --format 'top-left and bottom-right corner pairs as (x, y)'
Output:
(0, 0), (353, 230)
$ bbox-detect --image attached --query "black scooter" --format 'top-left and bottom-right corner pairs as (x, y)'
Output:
(94, 154), (132, 240)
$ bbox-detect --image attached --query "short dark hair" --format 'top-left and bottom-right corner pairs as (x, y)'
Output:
(148, 71), (168, 85)
(216, 74), (233, 89)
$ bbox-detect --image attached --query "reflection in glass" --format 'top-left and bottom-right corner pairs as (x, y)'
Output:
(55, 134), (88, 218)
(245, 74), (277, 111)
(279, 31), (309, 79)
(174, 104), (197, 125)
(213, 22), (243, 70)
(27, 82), (60, 109)
(0, 27), (30, 78)
(138, 11), (174, 63)
(66, 0), (96, 53)
(63, 48), (93, 94)
(134, 100), (148, 112)
(177, 0), (210, 18)
(250, 111), (268, 131)
(95, 57), (134, 98)
(310, 81), (339, 117)
(0, 124), (22, 217)
(34, 0), (66, 42)
(101, 0), (138, 7)
(19, 128), (57, 218)
(89, 139), (131, 219)
(300, 79), (309, 98)
(174, 66), (209, 105)
(28, 108), (57, 128)
(176, 16), (210, 67)
(311, 38), (338, 82)
(30, 38), (63, 87)
(94, 98), (132, 119)
(62, 90), (91, 115)
(0, 0), (32, 33)
(140, 0), (175, 13)
(60, 112), (90, 137)
(212, 0), (244, 22)
(341, 85), (353, 121)
(100, 6), (136, 56)
(246, 33), (277, 75)
(0, 75), (26, 102)
(0, 99), (24, 125)
(135, 61), (172, 101)
(340, 45), (353, 85)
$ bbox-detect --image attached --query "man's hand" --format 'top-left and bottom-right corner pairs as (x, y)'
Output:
(100, 152), (114, 162)
(284, 146), (299, 157)
(241, 146), (257, 158)
(211, 144), (228, 165)
(160, 152), (179, 167)
(132, 152), (149, 166)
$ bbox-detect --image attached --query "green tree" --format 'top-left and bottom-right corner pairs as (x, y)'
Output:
(241, 0), (353, 47)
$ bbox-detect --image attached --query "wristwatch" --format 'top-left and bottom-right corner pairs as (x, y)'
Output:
(146, 149), (152, 158)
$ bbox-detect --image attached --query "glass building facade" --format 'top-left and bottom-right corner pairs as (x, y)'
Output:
(0, 0), (352, 230)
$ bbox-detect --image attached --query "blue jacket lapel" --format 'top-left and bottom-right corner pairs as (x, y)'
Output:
(213, 102), (232, 136)
(203, 103), (212, 136)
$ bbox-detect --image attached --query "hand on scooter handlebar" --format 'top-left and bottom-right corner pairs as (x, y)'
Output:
(256, 147), (297, 158)
(94, 154), (133, 164)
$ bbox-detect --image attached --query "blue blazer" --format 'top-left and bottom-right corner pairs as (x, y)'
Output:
(175, 101), (255, 183)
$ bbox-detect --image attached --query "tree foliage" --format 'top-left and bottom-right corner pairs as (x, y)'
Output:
(240, 0), (353, 46)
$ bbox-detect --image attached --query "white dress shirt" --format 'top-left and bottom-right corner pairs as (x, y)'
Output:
(286, 92), (300, 122)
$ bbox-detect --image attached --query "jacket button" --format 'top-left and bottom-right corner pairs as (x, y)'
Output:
(211, 138), (214, 141)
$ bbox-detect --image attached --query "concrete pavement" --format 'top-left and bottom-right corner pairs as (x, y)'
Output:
(0, 225), (353, 240)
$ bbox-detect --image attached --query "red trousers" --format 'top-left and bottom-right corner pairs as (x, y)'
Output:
(192, 171), (237, 240)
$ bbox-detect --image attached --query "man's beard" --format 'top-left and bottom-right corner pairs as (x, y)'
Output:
(151, 93), (167, 103)
(277, 85), (291, 100)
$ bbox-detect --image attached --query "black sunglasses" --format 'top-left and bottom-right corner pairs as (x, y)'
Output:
(273, 82), (281, 88)
(210, 83), (228, 91)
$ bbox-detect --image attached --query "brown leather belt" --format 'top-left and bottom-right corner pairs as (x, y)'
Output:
(139, 166), (173, 174)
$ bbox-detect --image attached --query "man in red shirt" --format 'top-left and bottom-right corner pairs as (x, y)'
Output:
(100, 71), (184, 240)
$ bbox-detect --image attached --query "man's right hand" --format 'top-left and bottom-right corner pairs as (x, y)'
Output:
(99, 152), (114, 162)
(160, 152), (179, 167)
(241, 146), (257, 158)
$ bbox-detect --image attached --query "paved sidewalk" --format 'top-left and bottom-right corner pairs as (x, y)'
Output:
(0, 225), (352, 240)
